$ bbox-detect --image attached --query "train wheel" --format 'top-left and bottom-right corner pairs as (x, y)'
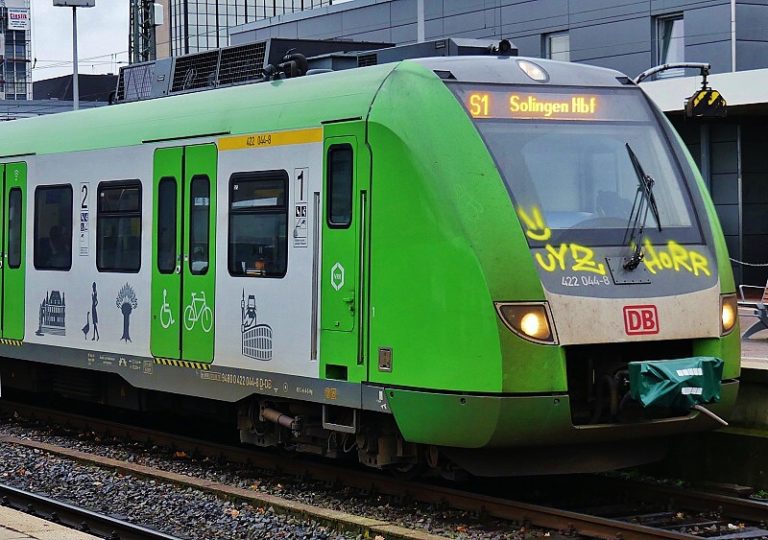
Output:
(426, 445), (440, 469)
(388, 446), (426, 480)
(389, 460), (427, 480)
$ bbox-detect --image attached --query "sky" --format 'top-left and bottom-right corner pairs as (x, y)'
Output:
(28, 0), (357, 82)
(30, 1), (131, 81)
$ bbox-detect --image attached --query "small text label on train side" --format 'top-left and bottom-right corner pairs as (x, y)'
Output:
(623, 305), (659, 335)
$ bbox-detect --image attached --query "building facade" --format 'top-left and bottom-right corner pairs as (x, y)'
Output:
(231, 0), (768, 285)
(154, 0), (336, 58)
(0, 0), (31, 101)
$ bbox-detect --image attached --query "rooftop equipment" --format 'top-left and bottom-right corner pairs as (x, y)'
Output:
(114, 37), (517, 104)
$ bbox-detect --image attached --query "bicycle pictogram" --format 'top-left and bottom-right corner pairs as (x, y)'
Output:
(184, 291), (213, 333)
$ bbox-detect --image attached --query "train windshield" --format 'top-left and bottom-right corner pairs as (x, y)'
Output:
(453, 85), (701, 246)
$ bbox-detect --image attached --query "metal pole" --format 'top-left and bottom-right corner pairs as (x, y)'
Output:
(730, 0), (737, 72)
(417, 0), (424, 43)
(130, 0), (140, 64)
(72, 6), (79, 110)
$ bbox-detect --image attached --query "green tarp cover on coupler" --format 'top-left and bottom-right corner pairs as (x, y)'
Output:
(629, 357), (723, 410)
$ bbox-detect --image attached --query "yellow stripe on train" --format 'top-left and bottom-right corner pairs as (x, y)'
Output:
(217, 127), (322, 151)
(0, 339), (22, 347)
(153, 358), (211, 371)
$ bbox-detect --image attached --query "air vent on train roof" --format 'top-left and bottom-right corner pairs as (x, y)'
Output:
(168, 42), (270, 92)
(116, 61), (158, 102)
(115, 38), (391, 103)
(357, 53), (378, 67)
(171, 50), (220, 92)
(219, 42), (268, 86)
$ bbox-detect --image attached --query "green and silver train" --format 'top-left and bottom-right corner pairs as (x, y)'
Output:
(0, 42), (739, 476)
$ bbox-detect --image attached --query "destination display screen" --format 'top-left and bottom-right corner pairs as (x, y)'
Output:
(453, 86), (650, 122)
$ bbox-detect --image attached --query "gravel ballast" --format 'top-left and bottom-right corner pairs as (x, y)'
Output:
(0, 443), (351, 540)
(0, 414), (538, 539)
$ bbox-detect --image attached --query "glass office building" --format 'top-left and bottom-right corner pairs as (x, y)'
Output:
(160, 0), (332, 56)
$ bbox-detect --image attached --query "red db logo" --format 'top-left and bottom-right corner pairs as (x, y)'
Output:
(623, 305), (659, 335)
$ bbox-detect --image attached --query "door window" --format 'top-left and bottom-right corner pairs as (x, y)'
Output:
(327, 145), (353, 228)
(8, 188), (22, 268)
(157, 177), (177, 274)
(189, 175), (210, 275)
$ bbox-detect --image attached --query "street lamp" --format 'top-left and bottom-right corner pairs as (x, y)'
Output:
(53, 0), (95, 110)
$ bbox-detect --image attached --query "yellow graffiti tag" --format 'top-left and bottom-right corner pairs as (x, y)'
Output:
(519, 206), (605, 275)
(570, 244), (607, 275)
(535, 244), (568, 272)
(517, 206), (710, 278)
(643, 239), (710, 277)
(517, 207), (551, 241)
(534, 243), (607, 275)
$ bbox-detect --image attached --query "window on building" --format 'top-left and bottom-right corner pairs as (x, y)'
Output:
(545, 31), (570, 62)
(657, 15), (684, 76)
(168, 0), (333, 56)
(229, 171), (288, 278)
(34, 185), (73, 271)
(97, 181), (142, 272)
(327, 145), (353, 228)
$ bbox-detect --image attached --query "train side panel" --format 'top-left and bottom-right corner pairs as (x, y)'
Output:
(212, 133), (323, 377)
(17, 134), (325, 380)
(24, 147), (155, 359)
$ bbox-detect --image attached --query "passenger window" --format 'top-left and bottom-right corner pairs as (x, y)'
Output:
(327, 145), (353, 228)
(8, 188), (22, 269)
(157, 177), (177, 274)
(228, 171), (288, 278)
(189, 175), (210, 275)
(34, 185), (73, 271)
(97, 181), (141, 272)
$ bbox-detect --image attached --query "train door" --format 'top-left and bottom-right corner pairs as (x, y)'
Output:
(151, 145), (217, 363)
(1, 162), (26, 340)
(320, 122), (370, 382)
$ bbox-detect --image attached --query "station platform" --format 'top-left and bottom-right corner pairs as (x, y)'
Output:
(0, 507), (99, 540)
(739, 312), (768, 370)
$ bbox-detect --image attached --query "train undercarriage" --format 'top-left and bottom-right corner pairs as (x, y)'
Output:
(0, 356), (735, 478)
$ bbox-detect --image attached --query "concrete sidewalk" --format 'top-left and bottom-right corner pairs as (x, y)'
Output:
(0, 507), (99, 540)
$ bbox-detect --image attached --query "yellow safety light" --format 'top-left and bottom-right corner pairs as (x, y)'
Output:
(495, 302), (557, 344)
(520, 311), (546, 338)
(720, 294), (737, 336)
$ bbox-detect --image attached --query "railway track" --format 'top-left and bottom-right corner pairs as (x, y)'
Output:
(0, 482), (182, 540)
(1, 400), (767, 540)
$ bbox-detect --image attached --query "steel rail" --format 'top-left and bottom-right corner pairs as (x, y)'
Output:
(2, 400), (765, 540)
(584, 475), (768, 524)
(0, 482), (182, 540)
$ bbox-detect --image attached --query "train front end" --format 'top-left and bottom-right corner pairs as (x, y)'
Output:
(366, 56), (739, 475)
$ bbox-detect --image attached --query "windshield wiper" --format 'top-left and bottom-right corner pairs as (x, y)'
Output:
(623, 143), (662, 271)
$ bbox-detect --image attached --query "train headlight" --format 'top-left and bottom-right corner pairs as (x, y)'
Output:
(495, 302), (557, 344)
(720, 294), (737, 336)
(517, 60), (549, 82)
